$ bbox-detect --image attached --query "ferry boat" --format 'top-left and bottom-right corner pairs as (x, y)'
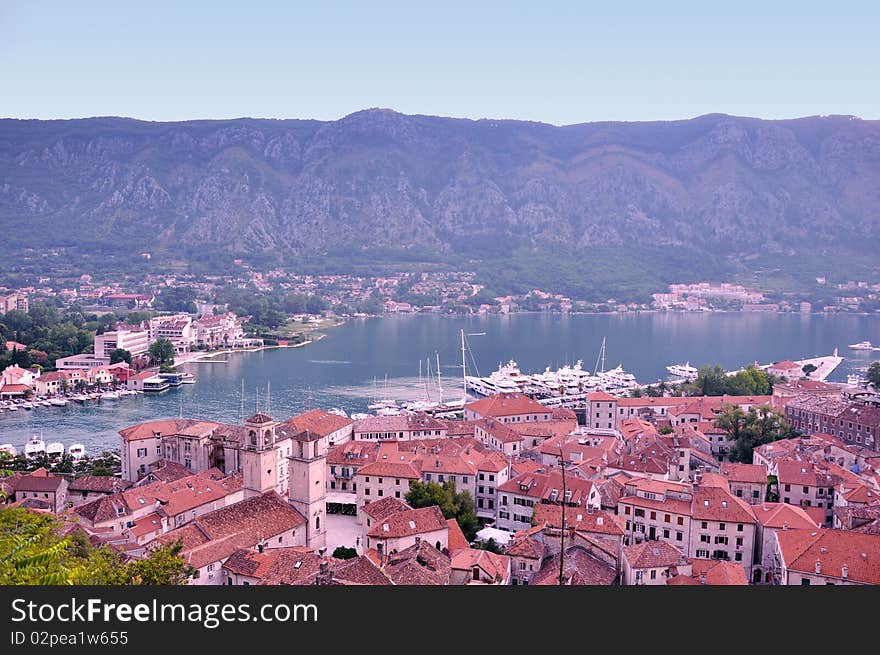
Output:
(142, 378), (171, 392)
(24, 435), (46, 459)
(0, 444), (17, 457)
(68, 443), (86, 460)
(849, 341), (876, 350)
(46, 442), (65, 459)
(666, 362), (699, 381)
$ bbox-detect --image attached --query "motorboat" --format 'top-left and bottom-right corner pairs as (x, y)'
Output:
(24, 435), (46, 459)
(46, 442), (65, 459)
(21, 402), (34, 410)
(180, 373), (196, 384)
(68, 443), (86, 460)
(666, 362), (699, 381)
(849, 341), (875, 350)
(49, 398), (68, 407)
(328, 407), (348, 418)
(101, 391), (120, 400)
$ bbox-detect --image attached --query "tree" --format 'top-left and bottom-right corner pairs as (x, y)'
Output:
(473, 538), (503, 554)
(148, 338), (175, 365)
(127, 542), (194, 584)
(0, 508), (192, 585)
(405, 480), (479, 541)
(715, 404), (794, 463)
(109, 348), (132, 365)
(332, 546), (358, 560)
(866, 362), (880, 388)
(801, 363), (817, 377)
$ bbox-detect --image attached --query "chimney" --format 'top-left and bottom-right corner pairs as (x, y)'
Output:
(841, 565), (848, 579)
(815, 560), (822, 574)
(414, 536), (421, 547)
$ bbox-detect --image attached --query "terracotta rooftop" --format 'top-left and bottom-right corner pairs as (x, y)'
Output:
(776, 528), (880, 584)
(465, 393), (550, 418)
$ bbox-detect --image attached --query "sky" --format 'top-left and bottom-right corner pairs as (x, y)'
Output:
(1, 1), (878, 125)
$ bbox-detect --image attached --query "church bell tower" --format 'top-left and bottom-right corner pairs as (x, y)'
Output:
(241, 412), (279, 498)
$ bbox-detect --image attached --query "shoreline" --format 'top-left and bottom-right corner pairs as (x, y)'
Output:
(170, 329), (336, 369)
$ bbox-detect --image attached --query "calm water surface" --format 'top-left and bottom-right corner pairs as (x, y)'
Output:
(2, 313), (878, 453)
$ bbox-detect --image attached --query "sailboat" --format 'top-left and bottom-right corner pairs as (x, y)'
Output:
(368, 375), (398, 411)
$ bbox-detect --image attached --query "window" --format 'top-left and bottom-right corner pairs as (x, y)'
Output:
(802, 486), (809, 494)
(650, 511), (656, 520)
(719, 523), (725, 531)
(136, 448), (147, 458)
(734, 552), (742, 562)
(736, 537), (743, 546)
(676, 532), (683, 542)
(489, 475), (495, 482)
(737, 524), (744, 531)
(624, 506), (631, 515)
(784, 484), (791, 492)
(677, 517), (684, 526)
(801, 578), (810, 585)
(663, 529), (670, 539)
(364, 488), (370, 496)
(378, 489), (383, 497)
(701, 521), (708, 529)
(664, 514), (670, 523)
(479, 473), (485, 481)
(463, 477), (469, 484)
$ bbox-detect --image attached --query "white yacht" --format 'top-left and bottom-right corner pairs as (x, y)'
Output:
(598, 365), (639, 391)
(849, 341), (875, 350)
(68, 443), (86, 460)
(101, 391), (120, 400)
(24, 435), (46, 459)
(0, 444), (17, 457)
(666, 362), (699, 381)
(46, 442), (65, 459)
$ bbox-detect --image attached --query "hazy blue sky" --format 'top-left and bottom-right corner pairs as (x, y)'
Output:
(2, 1), (877, 124)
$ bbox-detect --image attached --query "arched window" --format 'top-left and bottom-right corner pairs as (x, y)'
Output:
(249, 430), (257, 446)
(264, 429), (272, 445)
(315, 516), (320, 532)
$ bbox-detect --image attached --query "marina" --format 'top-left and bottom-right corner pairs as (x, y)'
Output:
(0, 312), (876, 453)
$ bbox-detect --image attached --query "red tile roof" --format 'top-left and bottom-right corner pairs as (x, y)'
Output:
(446, 518), (470, 552)
(465, 393), (550, 418)
(623, 541), (688, 569)
(366, 505), (447, 539)
(776, 529), (880, 584)
(283, 409), (353, 437)
(720, 462), (768, 485)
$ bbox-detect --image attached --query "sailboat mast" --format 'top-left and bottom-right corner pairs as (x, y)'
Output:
(594, 337), (607, 376)
(461, 329), (468, 400)
(436, 352), (443, 404)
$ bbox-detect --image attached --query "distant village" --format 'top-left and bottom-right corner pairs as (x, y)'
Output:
(3, 376), (880, 586)
(2, 259), (880, 325)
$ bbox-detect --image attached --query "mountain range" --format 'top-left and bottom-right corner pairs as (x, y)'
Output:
(1, 110), (879, 299)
